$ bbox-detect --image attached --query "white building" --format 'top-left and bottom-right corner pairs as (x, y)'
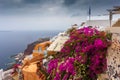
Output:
(81, 20), (115, 30)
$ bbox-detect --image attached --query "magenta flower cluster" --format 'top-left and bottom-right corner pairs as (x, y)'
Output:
(47, 27), (111, 80)
(59, 57), (76, 76)
(48, 59), (58, 73)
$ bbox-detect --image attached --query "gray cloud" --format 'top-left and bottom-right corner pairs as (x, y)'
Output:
(0, 0), (119, 16)
(0, 0), (119, 30)
(0, 0), (119, 18)
(23, 0), (41, 3)
(63, 0), (78, 6)
(62, 0), (120, 16)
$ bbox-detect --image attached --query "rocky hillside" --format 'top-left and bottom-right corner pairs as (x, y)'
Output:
(24, 38), (50, 55)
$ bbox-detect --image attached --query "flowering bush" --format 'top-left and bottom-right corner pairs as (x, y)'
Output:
(47, 27), (112, 80)
(11, 64), (20, 74)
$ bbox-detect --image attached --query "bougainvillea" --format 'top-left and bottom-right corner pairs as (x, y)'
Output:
(47, 27), (112, 80)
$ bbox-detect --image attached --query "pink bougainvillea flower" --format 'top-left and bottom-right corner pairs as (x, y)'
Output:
(53, 72), (60, 80)
(48, 59), (58, 73)
(59, 57), (76, 76)
(47, 27), (111, 80)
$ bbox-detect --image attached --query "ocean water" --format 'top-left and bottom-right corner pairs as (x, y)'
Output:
(0, 30), (62, 70)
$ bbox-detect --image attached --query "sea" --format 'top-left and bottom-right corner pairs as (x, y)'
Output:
(0, 30), (62, 70)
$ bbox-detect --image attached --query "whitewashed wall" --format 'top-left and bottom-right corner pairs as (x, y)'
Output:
(0, 69), (3, 80)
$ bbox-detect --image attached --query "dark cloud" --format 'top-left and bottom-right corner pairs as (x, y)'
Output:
(0, 0), (119, 16)
(62, 0), (120, 16)
(0, 0), (120, 30)
(63, 0), (78, 6)
(0, 0), (119, 9)
(0, 0), (43, 9)
(23, 0), (41, 3)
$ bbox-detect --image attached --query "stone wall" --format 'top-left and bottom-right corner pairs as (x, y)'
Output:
(107, 33), (120, 80)
(98, 27), (120, 80)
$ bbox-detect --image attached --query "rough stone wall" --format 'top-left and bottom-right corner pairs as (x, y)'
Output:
(107, 33), (120, 80)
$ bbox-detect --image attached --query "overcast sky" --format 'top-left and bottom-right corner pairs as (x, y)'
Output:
(0, 0), (120, 31)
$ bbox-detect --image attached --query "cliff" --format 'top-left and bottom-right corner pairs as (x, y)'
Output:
(24, 38), (50, 55)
